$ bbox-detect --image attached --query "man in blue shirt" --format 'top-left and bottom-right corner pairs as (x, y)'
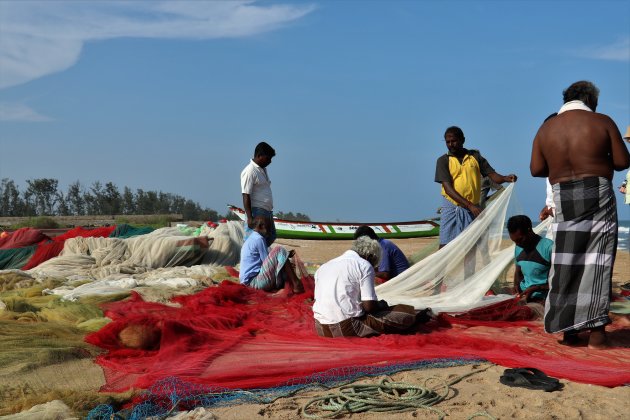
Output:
(507, 215), (552, 303)
(239, 216), (304, 293)
(353, 225), (410, 282)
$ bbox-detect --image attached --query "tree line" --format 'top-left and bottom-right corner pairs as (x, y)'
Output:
(0, 178), (227, 221)
(0, 178), (311, 222)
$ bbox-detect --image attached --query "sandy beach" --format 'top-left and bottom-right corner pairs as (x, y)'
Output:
(206, 237), (630, 420)
(1, 237), (628, 419)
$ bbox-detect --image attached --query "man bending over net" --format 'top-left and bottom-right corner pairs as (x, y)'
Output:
(313, 236), (428, 338)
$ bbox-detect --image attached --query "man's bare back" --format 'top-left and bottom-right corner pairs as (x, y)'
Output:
(531, 110), (629, 184)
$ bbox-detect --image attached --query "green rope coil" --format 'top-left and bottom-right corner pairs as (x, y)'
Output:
(301, 367), (492, 419)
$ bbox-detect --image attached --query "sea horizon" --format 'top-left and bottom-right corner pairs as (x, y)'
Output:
(618, 219), (629, 252)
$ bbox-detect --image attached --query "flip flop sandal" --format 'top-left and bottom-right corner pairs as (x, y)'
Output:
(503, 367), (560, 384)
(499, 371), (562, 392)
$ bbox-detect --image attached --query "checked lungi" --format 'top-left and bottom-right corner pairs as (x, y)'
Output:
(247, 246), (289, 292)
(314, 304), (417, 338)
(439, 198), (474, 246)
(544, 177), (617, 333)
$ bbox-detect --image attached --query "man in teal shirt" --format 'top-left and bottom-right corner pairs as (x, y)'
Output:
(507, 215), (553, 303)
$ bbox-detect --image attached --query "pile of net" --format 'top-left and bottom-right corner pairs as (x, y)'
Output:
(0, 222), (244, 300)
(83, 186), (628, 394)
(0, 222), (245, 415)
(85, 277), (630, 396)
(3, 186), (629, 418)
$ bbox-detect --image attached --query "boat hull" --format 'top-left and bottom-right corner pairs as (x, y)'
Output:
(228, 205), (439, 240)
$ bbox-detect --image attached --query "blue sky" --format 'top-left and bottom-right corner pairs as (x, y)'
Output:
(1, 0), (629, 222)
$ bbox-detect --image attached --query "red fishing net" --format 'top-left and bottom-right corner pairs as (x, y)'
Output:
(21, 226), (116, 270)
(0, 228), (49, 249)
(86, 276), (630, 392)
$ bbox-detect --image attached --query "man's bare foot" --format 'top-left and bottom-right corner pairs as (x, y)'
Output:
(587, 328), (609, 350)
(273, 288), (294, 298)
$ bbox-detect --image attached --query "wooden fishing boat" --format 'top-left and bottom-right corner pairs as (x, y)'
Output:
(227, 205), (439, 240)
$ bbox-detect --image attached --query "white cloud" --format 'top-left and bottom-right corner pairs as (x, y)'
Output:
(575, 37), (630, 62)
(0, 0), (316, 89)
(0, 103), (53, 122)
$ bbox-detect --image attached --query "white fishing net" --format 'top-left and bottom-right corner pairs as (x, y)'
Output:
(377, 184), (550, 313)
(13, 221), (245, 300)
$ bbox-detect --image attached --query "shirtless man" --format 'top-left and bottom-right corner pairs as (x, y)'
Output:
(530, 80), (630, 349)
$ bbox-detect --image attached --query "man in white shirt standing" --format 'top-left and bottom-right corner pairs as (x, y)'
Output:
(241, 141), (276, 246)
(313, 236), (421, 338)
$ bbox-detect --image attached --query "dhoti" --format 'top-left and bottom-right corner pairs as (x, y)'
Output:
(247, 246), (289, 291)
(439, 198), (474, 245)
(544, 177), (617, 333)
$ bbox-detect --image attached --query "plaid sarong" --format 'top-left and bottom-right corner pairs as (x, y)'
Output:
(314, 304), (417, 338)
(247, 246), (288, 292)
(439, 197), (474, 245)
(544, 177), (617, 333)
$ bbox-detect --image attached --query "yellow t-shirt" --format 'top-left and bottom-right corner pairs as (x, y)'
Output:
(434, 149), (494, 206)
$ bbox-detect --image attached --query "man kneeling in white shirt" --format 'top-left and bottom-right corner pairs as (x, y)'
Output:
(313, 236), (425, 338)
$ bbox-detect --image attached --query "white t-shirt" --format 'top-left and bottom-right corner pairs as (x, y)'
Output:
(241, 159), (273, 211)
(313, 250), (378, 324)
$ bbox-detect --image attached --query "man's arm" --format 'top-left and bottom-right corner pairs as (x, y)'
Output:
(530, 131), (549, 177)
(521, 284), (549, 301)
(539, 206), (554, 221)
(256, 235), (269, 260)
(242, 193), (254, 228)
(442, 181), (484, 217)
(376, 248), (391, 280)
(487, 172), (517, 184)
(513, 265), (523, 294)
(361, 299), (388, 314)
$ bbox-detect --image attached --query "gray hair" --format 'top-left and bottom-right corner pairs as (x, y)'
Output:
(253, 215), (266, 229)
(563, 81), (599, 110)
(352, 236), (381, 267)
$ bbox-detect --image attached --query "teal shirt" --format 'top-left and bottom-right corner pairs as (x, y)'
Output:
(514, 235), (553, 299)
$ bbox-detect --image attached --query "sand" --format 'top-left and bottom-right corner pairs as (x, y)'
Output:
(206, 237), (630, 420)
(3, 238), (628, 418)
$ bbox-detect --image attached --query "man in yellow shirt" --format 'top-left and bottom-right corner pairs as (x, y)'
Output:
(435, 126), (517, 247)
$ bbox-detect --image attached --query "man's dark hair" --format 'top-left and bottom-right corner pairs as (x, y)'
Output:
(562, 81), (599, 109)
(507, 215), (533, 234)
(444, 126), (465, 140)
(354, 225), (378, 240)
(254, 142), (276, 158)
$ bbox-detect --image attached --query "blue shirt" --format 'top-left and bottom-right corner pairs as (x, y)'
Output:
(378, 239), (410, 278)
(514, 235), (553, 299)
(239, 231), (268, 284)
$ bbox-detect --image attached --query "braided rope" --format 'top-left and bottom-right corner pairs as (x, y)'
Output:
(302, 367), (491, 419)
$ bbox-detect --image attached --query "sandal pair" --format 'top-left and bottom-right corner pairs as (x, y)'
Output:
(500, 367), (562, 392)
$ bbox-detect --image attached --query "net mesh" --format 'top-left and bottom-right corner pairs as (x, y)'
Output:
(86, 358), (482, 420)
(2, 191), (629, 418)
(376, 184), (535, 312)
